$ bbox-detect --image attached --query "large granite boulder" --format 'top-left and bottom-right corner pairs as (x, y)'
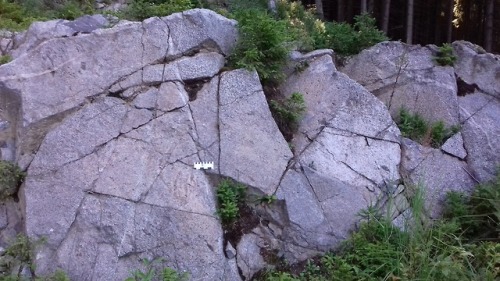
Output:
(235, 52), (403, 278)
(341, 41), (460, 127)
(453, 41), (500, 99)
(1, 9), (246, 281)
(1, 8), (499, 280)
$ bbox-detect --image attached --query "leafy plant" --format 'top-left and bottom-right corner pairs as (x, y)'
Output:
(434, 43), (457, 66)
(228, 8), (290, 84)
(0, 55), (12, 65)
(0, 0), (44, 31)
(256, 194), (277, 205)
(270, 92), (306, 139)
(397, 108), (458, 148)
(275, 0), (323, 51)
(125, 258), (188, 281)
(315, 13), (388, 56)
(216, 179), (246, 224)
(0, 234), (48, 278)
(125, 0), (193, 21)
(0, 160), (25, 200)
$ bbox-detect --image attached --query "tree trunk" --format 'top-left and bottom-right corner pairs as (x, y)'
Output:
(485, 0), (494, 51)
(268, 0), (276, 14)
(360, 0), (367, 13)
(382, 0), (391, 34)
(315, 0), (324, 20)
(446, 0), (454, 42)
(406, 0), (414, 44)
(337, 0), (345, 22)
(368, 0), (374, 13)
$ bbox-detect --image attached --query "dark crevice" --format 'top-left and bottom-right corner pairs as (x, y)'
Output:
(456, 76), (480, 96)
(184, 78), (209, 101)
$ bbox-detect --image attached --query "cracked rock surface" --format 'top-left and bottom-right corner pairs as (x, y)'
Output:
(2, 9), (244, 281)
(1, 10), (499, 281)
(341, 41), (460, 127)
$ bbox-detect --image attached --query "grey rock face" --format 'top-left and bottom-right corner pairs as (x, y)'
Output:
(219, 70), (293, 194)
(441, 132), (467, 159)
(253, 53), (402, 264)
(341, 41), (460, 127)
(2, 8), (499, 280)
(459, 92), (500, 181)
(1, 9), (241, 281)
(453, 41), (500, 98)
(401, 138), (476, 218)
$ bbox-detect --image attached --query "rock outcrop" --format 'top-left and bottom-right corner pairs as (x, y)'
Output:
(342, 40), (500, 217)
(0, 11), (499, 281)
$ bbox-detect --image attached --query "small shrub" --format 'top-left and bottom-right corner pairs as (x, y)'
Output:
(434, 43), (457, 66)
(397, 108), (458, 148)
(228, 8), (290, 84)
(125, 258), (189, 281)
(270, 92), (306, 139)
(256, 194), (277, 205)
(275, 0), (323, 51)
(315, 13), (388, 56)
(125, 0), (193, 21)
(0, 160), (25, 200)
(0, 0), (44, 31)
(0, 234), (48, 278)
(0, 55), (12, 65)
(216, 179), (246, 224)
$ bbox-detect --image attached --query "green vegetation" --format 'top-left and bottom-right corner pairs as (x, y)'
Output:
(275, 0), (387, 56)
(124, 0), (193, 21)
(397, 108), (459, 148)
(434, 43), (457, 66)
(228, 8), (291, 84)
(270, 92), (306, 138)
(444, 170), (500, 242)
(0, 234), (69, 280)
(0, 160), (24, 200)
(259, 174), (500, 281)
(256, 194), (277, 205)
(316, 13), (388, 56)
(125, 258), (189, 281)
(216, 179), (246, 225)
(0, 55), (12, 65)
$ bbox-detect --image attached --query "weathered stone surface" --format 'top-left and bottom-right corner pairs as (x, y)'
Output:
(247, 52), (403, 265)
(189, 77), (220, 165)
(453, 41), (500, 98)
(165, 9), (238, 57)
(22, 97), (237, 280)
(459, 92), (500, 181)
(341, 41), (460, 127)
(441, 132), (467, 159)
(219, 69), (292, 194)
(281, 53), (400, 155)
(236, 233), (267, 280)
(4, 8), (499, 280)
(114, 52), (225, 91)
(6, 10), (242, 281)
(1, 9), (236, 129)
(400, 138), (476, 218)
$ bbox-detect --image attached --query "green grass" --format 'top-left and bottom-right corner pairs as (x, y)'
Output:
(258, 174), (500, 281)
(125, 258), (189, 281)
(397, 108), (459, 148)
